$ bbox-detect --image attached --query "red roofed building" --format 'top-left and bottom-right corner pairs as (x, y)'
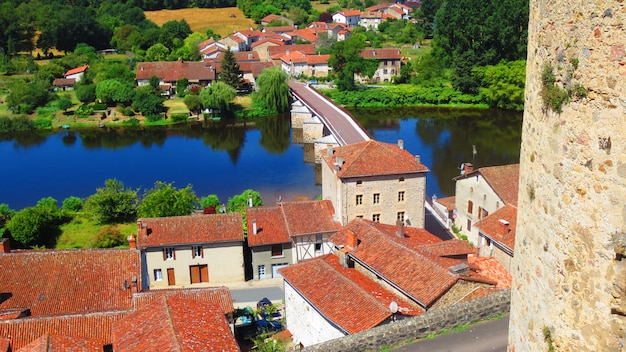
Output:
(135, 60), (217, 96)
(332, 10), (361, 27)
(18, 333), (102, 352)
(246, 200), (341, 280)
(112, 296), (239, 352)
(453, 163), (519, 246)
(329, 218), (497, 311)
(219, 35), (247, 53)
(358, 48), (402, 83)
(64, 65), (89, 82)
(279, 254), (422, 347)
(135, 214), (244, 288)
(280, 51), (331, 78)
(261, 14), (294, 27)
(268, 44), (316, 66)
(475, 204), (517, 271)
(321, 140), (429, 227)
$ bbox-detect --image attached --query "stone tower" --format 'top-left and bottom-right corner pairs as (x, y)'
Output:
(509, 0), (626, 351)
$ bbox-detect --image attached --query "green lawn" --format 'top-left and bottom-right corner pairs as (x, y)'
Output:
(56, 215), (136, 249)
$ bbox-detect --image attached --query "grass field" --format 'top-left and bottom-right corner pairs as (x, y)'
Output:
(57, 216), (136, 249)
(144, 8), (256, 37)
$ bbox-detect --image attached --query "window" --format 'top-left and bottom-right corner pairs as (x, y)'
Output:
(383, 69), (388, 74)
(373, 193), (380, 204)
(372, 213), (380, 222)
(467, 200), (473, 215)
(258, 265), (266, 279)
(154, 269), (163, 281)
(164, 247), (175, 260)
(356, 180), (363, 186)
(356, 215), (364, 219)
(315, 243), (322, 252)
(398, 191), (405, 202)
(397, 212), (405, 223)
(467, 219), (472, 231)
(192, 246), (203, 258)
(271, 244), (283, 257)
(356, 194), (363, 205)
(399, 177), (404, 182)
(315, 234), (323, 252)
(479, 207), (489, 219)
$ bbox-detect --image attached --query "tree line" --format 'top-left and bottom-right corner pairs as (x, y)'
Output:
(0, 179), (264, 249)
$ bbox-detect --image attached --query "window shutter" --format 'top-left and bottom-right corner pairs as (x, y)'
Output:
(191, 247), (194, 259)
(200, 246), (204, 258)
(173, 248), (176, 260)
(163, 248), (166, 261)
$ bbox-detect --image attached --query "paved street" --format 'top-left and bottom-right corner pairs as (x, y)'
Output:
(220, 278), (285, 308)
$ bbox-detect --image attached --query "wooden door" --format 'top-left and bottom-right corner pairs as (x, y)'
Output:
(200, 265), (209, 283)
(190, 265), (200, 284)
(167, 268), (175, 286)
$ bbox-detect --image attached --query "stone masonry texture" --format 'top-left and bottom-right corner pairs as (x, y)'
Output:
(509, 0), (626, 351)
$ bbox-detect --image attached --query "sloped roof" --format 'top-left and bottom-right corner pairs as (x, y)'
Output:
(0, 249), (140, 316)
(307, 54), (330, 65)
(251, 38), (286, 49)
(268, 44), (316, 59)
(475, 204), (517, 252)
(287, 28), (319, 42)
(245, 206), (291, 247)
(435, 196), (456, 211)
(132, 286), (234, 315)
(52, 78), (75, 87)
(65, 65), (89, 76)
(18, 333), (102, 352)
(280, 254), (421, 334)
(214, 51), (260, 62)
(0, 311), (127, 351)
(361, 11), (384, 19)
(238, 61), (273, 77)
(112, 296), (239, 352)
(263, 26), (296, 33)
(0, 338), (8, 352)
(261, 14), (282, 23)
(361, 48), (402, 60)
(236, 29), (264, 38)
(280, 200), (340, 236)
(135, 60), (216, 82)
(321, 140), (429, 179)
(475, 164), (520, 206)
(366, 4), (388, 11)
(136, 214), (243, 248)
(280, 51), (307, 64)
(468, 256), (512, 289)
(336, 9), (361, 17)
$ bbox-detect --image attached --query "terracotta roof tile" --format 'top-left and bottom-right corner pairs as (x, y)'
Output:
(268, 44), (316, 59)
(280, 255), (420, 334)
(237, 29), (264, 38)
(65, 65), (88, 76)
(287, 29), (319, 42)
(238, 61), (273, 77)
(306, 54), (330, 65)
(52, 78), (75, 87)
(280, 51), (307, 64)
(0, 249), (141, 316)
(136, 214), (243, 248)
(135, 60), (216, 82)
(476, 164), (519, 206)
(280, 200), (340, 236)
(361, 48), (402, 60)
(321, 140), (428, 178)
(246, 206), (291, 246)
(132, 286), (234, 314)
(0, 311), (127, 350)
(18, 333), (102, 352)
(113, 296), (239, 352)
(435, 196), (456, 211)
(468, 256), (512, 289)
(251, 38), (286, 49)
(338, 10), (361, 16)
(263, 26), (296, 33)
(261, 14), (281, 22)
(0, 338), (8, 352)
(475, 204), (517, 251)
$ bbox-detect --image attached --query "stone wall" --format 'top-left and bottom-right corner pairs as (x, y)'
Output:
(304, 290), (510, 352)
(509, 0), (626, 351)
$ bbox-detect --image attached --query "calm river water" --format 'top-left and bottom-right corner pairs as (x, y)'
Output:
(0, 107), (522, 210)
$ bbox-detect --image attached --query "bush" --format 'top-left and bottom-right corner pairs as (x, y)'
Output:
(146, 114), (163, 122)
(122, 118), (141, 126)
(75, 105), (94, 119)
(11, 116), (35, 132)
(170, 113), (188, 123)
(91, 225), (126, 248)
(93, 103), (107, 110)
(33, 117), (52, 129)
(62, 196), (83, 212)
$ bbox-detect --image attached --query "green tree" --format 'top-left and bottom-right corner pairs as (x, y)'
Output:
(199, 82), (236, 117)
(138, 181), (199, 218)
(57, 98), (73, 112)
(96, 79), (134, 106)
(91, 225), (126, 248)
(62, 196), (83, 212)
(176, 78), (189, 98)
(184, 94), (202, 115)
(0, 203), (15, 238)
(132, 86), (165, 117)
(253, 67), (289, 113)
(328, 33), (370, 91)
(219, 48), (243, 89)
(145, 43), (170, 61)
(84, 179), (138, 224)
(200, 194), (221, 209)
(473, 60), (526, 111)
(6, 201), (69, 248)
(227, 189), (263, 214)
(159, 19), (192, 50)
(75, 83), (97, 104)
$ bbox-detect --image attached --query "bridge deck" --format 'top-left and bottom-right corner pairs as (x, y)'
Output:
(289, 81), (371, 146)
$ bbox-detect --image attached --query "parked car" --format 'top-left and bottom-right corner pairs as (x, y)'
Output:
(255, 318), (283, 332)
(306, 80), (318, 86)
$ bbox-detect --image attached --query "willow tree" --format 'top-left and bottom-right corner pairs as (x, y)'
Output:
(253, 67), (289, 113)
(199, 82), (236, 117)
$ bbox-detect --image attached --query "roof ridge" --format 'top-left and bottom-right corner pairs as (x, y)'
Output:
(164, 297), (184, 351)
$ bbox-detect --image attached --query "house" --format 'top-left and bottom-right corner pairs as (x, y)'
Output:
(329, 218), (501, 311)
(219, 35), (247, 52)
(261, 14), (294, 27)
(134, 214), (245, 288)
(453, 163), (519, 246)
(233, 29), (264, 50)
(279, 254), (422, 347)
(64, 64), (89, 82)
(52, 78), (76, 91)
(135, 60), (217, 96)
(112, 296), (239, 352)
(286, 28), (320, 45)
(332, 10), (361, 27)
(238, 61), (274, 90)
(320, 140), (429, 227)
(251, 38), (288, 62)
(307, 22), (349, 41)
(475, 204), (517, 271)
(358, 48), (402, 83)
(268, 44), (316, 66)
(245, 200), (341, 280)
(359, 11), (384, 30)
(280, 51), (331, 78)
(198, 38), (227, 59)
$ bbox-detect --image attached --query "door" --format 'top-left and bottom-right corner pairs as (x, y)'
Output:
(271, 263), (288, 278)
(200, 265), (209, 282)
(258, 265), (266, 279)
(167, 268), (175, 286)
(190, 265), (209, 284)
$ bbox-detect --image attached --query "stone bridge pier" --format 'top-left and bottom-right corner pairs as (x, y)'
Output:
(291, 100), (339, 165)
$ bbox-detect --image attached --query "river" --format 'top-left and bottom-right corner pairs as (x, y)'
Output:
(0, 108), (522, 211)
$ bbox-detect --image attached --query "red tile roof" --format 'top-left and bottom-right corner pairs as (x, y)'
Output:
(475, 204), (517, 251)
(281, 200), (340, 236)
(65, 65), (89, 76)
(361, 48), (402, 60)
(366, 4), (388, 11)
(468, 256), (512, 289)
(287, 28), (319, 42)
(236, 29), (264, 38)
(0, 338), (8, 352)
(112, 296), (239, 352)
(246, 206), (291, 246)
(52, 78), (75, 87)
(280, 51), (307, 64)
(476, 164), (520, 206)
(238, 61), (273, 77)
(330, 219), (494, 307)
(0, 249), (140, 316)
(307, 54), (330, 65)
(280, 254), (421, 334)
(18, 333), (102, 352)
(0, 311), (127, 351)
(136, 213), (243, 248)
(251, 38), (286, 49)
(268, 44), (316, 59)
(214, 51), (260, 62)
(435, 196), (456, 211)
(337, 10), (361, 17)
(321, 140), (429, 178)
(261, 14), (282, 23)
(135, 60), (216, 82)
(132, 286), (234, 314)
(263, 26), (296, 33)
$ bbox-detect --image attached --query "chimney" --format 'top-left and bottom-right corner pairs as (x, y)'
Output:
(398, 139), (404, 150)
(463, 163), (474, 175)
(252, 220), (258, 235)
(415, 155), (420, 163)
(346, 230), (358, 250)
(497, 219), (510, 236)
(127, 233), (137, 249)
(395, 220), (405, 238)
(248, 194), (253, 207)
(0, 238), (10, 253)
(327, 145), (333, 156)
(137, 220), (148, 236)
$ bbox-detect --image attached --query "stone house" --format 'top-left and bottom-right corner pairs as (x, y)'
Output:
(233, 29), (264, 51)
(245, 200), (341, 280)
(359, 11), (385, 30)
(358, 48), (402, 83)
(320, 140), (428, 227)
(280, 51), (331, 78)
(268, 44), (316, 66)
(135, 60), (217, 96)
(453, 163), (519, 246)
(218, 35), (247, 52)
(475, 204), (516, 272)
(134, 214), (245, 288)
(251, 38), (287, 62)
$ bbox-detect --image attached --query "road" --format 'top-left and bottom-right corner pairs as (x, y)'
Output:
(229, 286), (284, 308)
(288, 80), (370, 145)
(393, 315), (509, 352)
(424, 206), (455, 241)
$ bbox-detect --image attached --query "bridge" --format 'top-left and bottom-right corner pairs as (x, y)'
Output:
(288, 80), (370, 146)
